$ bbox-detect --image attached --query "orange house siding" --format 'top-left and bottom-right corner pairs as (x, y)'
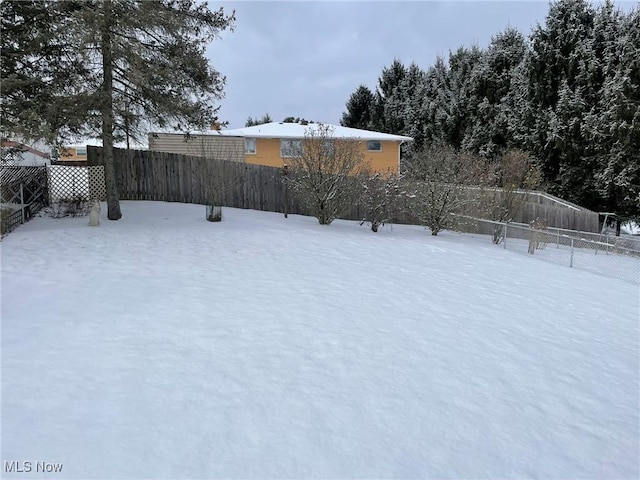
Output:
(58, 146), (88, 163)
(245, 138), (283, 168)
(244, 138), (401, 173)
(360, 141), (401, 174)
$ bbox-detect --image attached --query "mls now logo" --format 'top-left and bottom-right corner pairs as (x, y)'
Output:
(4, 461), (63, 473)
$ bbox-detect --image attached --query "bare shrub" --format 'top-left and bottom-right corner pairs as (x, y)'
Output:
(475, 149), (543, 244)
(528, 217), (548, 254)
(287, 123), (366, 225)
(358, 171), (403, 232)
(44, 196), (92, 218)
(404, 145), (483, 235)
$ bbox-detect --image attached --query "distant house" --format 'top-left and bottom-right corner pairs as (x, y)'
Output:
(57, 145), (88, 165)
(218, 122), (413, 174)
(1, 140), (51, 166)
(148, 130), (245, 163)
(149, 122), (413, 174)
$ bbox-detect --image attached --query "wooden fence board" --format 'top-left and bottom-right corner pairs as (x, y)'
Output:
(85, 146), (600, 232)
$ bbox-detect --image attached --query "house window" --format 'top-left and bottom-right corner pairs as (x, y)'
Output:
(76, 146), (87, 156)
(280, 139), (302, 158)
(245, 138), (256, 154)
(367, 140), (382, 152)
(322, 140), (335, 156)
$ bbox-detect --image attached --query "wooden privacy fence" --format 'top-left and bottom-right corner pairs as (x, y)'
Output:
(460, 187), (600, 232)
(517, 200), (598, 232)
(88, 146), (309, 215)
(87, 146), (600, 231)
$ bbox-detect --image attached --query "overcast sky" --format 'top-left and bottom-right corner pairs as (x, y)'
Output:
(208, 1), (634, 130)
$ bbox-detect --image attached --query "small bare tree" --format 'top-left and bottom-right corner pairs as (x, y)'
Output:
(479, 149), (542, 244)
(404, 145), (482, 235)
(287, 124), (366, 225)
(528, 217), (548, 254)
(358, 170), (403, 232)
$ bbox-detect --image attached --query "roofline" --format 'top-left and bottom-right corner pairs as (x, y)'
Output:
(1, 141), (50, 159)
(214, 122), (414, 142)
(217, 132), (414, 142)
(148, 129), (414, 142)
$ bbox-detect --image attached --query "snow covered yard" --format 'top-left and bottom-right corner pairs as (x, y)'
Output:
(1, 201), (638, 479)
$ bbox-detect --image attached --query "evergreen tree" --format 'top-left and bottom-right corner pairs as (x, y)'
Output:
(445, 45), (483, 149)
(245, 113), (272, 127)
(527, 0), (598, 207)
(398, 63), (428, 146)
(502, 48), (537, 156)
(374, 59), (407, 133)
(340, 85), (375, 130)
(0, 1), (90, 142)
(415, 48), (483, 151)
(282, 117), (313, 124)
(420, 57), (452, 148)
(339, 0), (637, 217)
(1, 0), (235, 220)
(463, 28), (528, 158)
(589, 5), (640, 219)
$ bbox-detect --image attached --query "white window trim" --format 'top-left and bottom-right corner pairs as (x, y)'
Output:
(75, 146), (88, 156)
(367, 140), (382, 152)
(244, 137), (256, 155)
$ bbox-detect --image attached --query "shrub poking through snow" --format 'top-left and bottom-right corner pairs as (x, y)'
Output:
(44, 196), (93, 218)
(359, 171), (403, 232)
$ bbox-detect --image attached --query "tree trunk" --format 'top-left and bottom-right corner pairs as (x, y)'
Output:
(101, 0), (122, 220)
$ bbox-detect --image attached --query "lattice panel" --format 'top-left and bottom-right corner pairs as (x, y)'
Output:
(88, 166), (107, 200)
(0, 166), (45, 186)
(48, 165), (106, 202)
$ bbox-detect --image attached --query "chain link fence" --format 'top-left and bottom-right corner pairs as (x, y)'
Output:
(457, 216), (640, 285)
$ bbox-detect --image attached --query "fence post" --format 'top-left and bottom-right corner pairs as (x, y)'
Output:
(570, 238), (574, 267)
(283, 164), (289, 219)
(503, 223), (507, 249)
(42, 167), (50, 206)
(19, 183), (25, 224)
(557, 229), (560, 249)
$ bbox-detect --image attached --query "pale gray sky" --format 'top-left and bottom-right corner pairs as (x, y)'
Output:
(207, 1), (630, 129)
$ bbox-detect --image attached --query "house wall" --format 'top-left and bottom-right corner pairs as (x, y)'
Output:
(2, 141), (50, 166)
(361, 140), (401, 173)
(19, 151), (50, 166)
(148, 133), (244, 162)
(58, 147), (87, 164)
(245, 138), (284, 168)
(245, 138), (402, 173)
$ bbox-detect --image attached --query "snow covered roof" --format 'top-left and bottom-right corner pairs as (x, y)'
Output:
(216, 122), (413, 142)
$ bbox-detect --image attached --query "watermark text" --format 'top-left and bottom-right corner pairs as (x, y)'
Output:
(4, 461), (63, 474)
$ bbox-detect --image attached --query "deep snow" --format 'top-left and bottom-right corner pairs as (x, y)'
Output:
(1, 201), (638, 479)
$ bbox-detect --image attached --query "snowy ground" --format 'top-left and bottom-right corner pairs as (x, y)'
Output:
(2, 201), (639, 479)
(502, 236), (639, 285)
(622, 222), (640, 235)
